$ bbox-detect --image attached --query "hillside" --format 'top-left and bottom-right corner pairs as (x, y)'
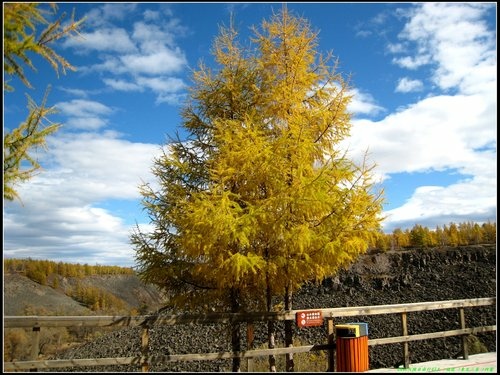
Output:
(4, 272), (91, 316)
(24, 244), (495, 372)
(3, 272), (167, 316)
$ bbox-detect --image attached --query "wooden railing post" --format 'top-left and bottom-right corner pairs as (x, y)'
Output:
(327, 317), (335, 372)
(401, 312), (410, 368)
(459, 308), (469, 360)
(29, 326), (40, 372)
(141, 327), (149, 372)
(246, 322), (255, 372)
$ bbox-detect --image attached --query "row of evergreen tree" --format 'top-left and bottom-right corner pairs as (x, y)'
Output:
(369, 221), (496, 251)
(3, 258), (135, 285)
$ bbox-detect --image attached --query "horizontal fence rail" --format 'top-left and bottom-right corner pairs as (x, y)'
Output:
(3, 345), (334, 371)
(5, 297), (495, 328)
(4, 297), (496, 372)
(368, 325), (497, 346)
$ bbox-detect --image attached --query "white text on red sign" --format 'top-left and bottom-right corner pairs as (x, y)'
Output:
(296, 310), (323, 328)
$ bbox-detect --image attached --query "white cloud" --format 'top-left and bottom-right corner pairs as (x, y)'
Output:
(382, 171), (496, 232)
(85, 50), (187, 77)
(43, 133), (161, 200)
(394, 3), (496, 94)
(56, 99), (113, 131)
(136, 76), (186, 93)
(143, 9), (161, 21)
(348, 3), (497, 231)
(392, 54), (431, 70)
(85, 56), (122, 74)
(83, 3), (139, 27)
(3, 204), (137, 266)
(58, 87), (91, 98)
(386, 43), (405, 54)
(3, 131), (163, 267)
(120, 50), (187, 75)
(56, 99), (113, 118)
(103, 78), (144, 92)
(346, 95), (497, 232)
(65, 117), (108, 131)
(63, 4), (189, 105)
(345, 92), (495, 178)
(395, 77), (423, 93)
(355, 30), (371, 38)
(132, 21), (181, 51)
(155, 93), (187, 106)
(348, 88), (385, 117)
(99, 3), (138, 21)
(63, 28), (137, 53)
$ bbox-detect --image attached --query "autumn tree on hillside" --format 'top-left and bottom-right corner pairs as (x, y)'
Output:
(132, 8), (384, 372)
(3, 3), (84, 201)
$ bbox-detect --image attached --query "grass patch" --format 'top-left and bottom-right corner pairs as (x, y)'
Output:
(241, 338), (328, 372)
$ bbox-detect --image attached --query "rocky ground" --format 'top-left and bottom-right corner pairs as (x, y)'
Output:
(45, 244), (496, 372)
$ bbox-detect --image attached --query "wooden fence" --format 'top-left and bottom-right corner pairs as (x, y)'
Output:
(3, 297), (496, 372)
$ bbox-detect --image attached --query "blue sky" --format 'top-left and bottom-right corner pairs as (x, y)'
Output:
(4, 2), (497, 267)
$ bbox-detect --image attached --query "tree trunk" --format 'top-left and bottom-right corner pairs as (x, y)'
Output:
(284, 284), (294, 372)
(230, 288), (241, 372)
(267, 283), (277, 372)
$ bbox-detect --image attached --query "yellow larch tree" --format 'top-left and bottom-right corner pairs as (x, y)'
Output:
(132, 8), (384, 372)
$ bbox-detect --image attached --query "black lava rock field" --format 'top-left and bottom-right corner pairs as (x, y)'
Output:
(48, 245), (496, 372)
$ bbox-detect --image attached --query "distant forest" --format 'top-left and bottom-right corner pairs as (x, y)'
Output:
(3, 258), (134, 286)
(368, 220), (496, 251)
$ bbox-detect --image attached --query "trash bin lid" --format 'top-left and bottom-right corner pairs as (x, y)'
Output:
(335, 324), (360, 337)
(347, 322), (368, 336)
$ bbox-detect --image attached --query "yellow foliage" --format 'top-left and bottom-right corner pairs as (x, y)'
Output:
(132, 8), (384, 314)
(4, 258), (134, 277)
(4, 328), (29, 361)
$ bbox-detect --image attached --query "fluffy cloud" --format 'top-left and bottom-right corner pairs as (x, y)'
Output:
(395, 77), (423, 93)
(3, 131), (162, 266)
(82, 3), (140, 27)
(350, 2), (497, 231)
(63, 28), (137, 53)
(56, 100), (114, 131)
(135, 76), (186, 93)
(383, 173), (496, 232)
(119, 50), (186, 75)
(3, 204), (137, 266)
(63, 4), (188, 105)
(348, 88), (385, 117)
(394, 3), (496, 94)
(102, 78), (144, 92)
(347, 91), (495, 176)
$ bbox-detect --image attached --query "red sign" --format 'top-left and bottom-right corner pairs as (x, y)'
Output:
(296, 310), (323, 328)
